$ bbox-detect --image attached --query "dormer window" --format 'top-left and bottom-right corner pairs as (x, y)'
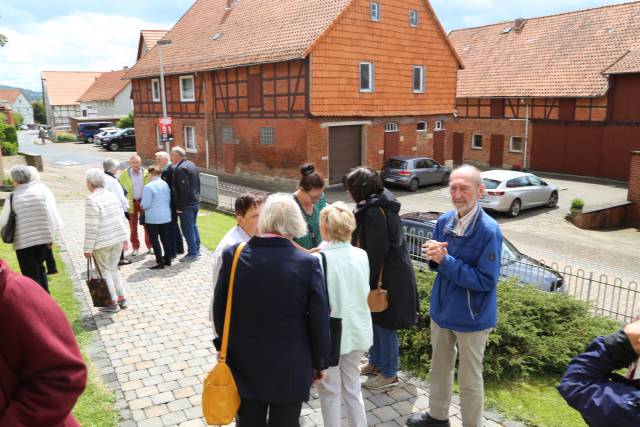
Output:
(370, 2), (380, 21)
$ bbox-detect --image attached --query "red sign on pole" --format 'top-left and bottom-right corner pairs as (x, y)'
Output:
(158, 117), (173, 143)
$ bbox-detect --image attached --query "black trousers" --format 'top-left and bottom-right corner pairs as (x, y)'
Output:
(236, 399), (302, 427)
(45, 247), (57, 274)
(170, 209), (184, 257)
(147, 223), (171, 266)
(16, 244), (49, 293)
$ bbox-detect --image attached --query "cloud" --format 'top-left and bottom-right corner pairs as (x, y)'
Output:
(0, 12), (172, 90)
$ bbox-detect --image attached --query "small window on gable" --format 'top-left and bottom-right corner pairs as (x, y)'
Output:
(260, 127), (274, 145)
(416, 121), (427, 132)
(435, 120), (444, 131)
(370, 1), (380, 21)
(152, 79), (161, 102)
(509, 136), (523, 153)
(409, 10), (419, 27)
(179, 75), (195, 102)
(384, 123), (399, 132)
(360, 62), (374, 92)
(184, 126), (197, 152)
(472, 134), (483, 149)
(413, 65), (425, 93)
(222, 126), (235, 144)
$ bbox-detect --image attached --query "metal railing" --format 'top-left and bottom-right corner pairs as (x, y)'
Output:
(403, 231), (640, 323)
(199, 174), (268, 214)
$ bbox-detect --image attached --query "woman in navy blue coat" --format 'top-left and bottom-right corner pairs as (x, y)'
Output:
(214, 194), (330, 427)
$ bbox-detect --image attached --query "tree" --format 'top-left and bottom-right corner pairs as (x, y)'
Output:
(13, 112), (23, 127)
(117, 113), (134, 129)
(32, 101), (46, 124)
(0, 34), (7, 47)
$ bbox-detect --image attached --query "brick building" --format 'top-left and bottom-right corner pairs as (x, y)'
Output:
(447, 1), (640, 181)
(125, 0), (462, 184)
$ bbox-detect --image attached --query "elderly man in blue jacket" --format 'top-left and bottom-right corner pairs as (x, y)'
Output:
(407, 165), (503, 427)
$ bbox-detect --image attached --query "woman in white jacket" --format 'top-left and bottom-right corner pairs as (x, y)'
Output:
(316, 202), (373, 427)
(83, 168), (130, 313)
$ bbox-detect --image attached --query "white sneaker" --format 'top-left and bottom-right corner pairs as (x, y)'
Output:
(148, 248), (154, 255)
(130, 249), (139, 256)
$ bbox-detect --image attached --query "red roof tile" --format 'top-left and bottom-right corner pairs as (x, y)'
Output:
(605, 49), (640, 74)
(0, 90), (22, 105)
(138, 30), (169, 59)
(77, 69), (129, 102)
(41, 71), (104, 105)
(449, 1), (640, 98)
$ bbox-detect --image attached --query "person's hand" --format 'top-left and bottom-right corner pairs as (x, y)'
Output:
(624, 319), (640, 355)
(47, 243), (53, 249)
(312, 369), (327, 385)
(84, 252), (92, 259)
(176, 210), (183, 214)
(309, 247), (321, 254)
(422, 240), (448, 264)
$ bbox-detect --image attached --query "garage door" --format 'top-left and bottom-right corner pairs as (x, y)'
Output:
(329, 125), (361, 185)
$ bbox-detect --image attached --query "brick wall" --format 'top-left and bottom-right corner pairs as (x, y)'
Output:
(134, 117), (209, 167)
(628, 151), (640, 225)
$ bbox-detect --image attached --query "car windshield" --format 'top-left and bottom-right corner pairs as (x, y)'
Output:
(387, 159), (407, 170)
(483, 178), (501, 189)
(502, 238), (522, 263)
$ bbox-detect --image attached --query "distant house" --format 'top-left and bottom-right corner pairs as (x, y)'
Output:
(125, 0), (462, 185)
(447, 1), (640, 181)
(41, 71), (104, 127)
(77, 69), (133, 118)
(0, 90), (34, 125)
(137, 30), (168, 60)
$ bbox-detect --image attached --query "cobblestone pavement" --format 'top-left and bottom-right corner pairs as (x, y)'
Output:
(57, 199), (510, 427)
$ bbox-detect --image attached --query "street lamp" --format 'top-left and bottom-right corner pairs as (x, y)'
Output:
(157, 39), (172, 152)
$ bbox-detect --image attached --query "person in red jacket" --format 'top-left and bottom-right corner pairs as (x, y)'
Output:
(0, 259), (87, 426)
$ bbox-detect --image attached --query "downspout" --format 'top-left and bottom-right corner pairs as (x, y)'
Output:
(202, 72), (210, 170)
(524, 101), (530, 170)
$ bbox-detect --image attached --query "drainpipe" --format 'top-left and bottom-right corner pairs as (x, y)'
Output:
(523, 101), (530, 170)
(202, 72), (210, 170)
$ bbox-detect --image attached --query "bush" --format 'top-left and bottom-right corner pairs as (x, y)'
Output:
(117, 113), (133, 129)
(399, 270), (619, 381)
(12, 112), (23, 127)
(55, 132), (77, 142)
(1, 140), (18, 155)
(4, 125), (17, 144)
(570, 198), (585, 210)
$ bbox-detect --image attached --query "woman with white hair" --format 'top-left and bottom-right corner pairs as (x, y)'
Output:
(213, 193), (330, 427)
(0, 165), (61, 292)
(83, 168), (130, 312)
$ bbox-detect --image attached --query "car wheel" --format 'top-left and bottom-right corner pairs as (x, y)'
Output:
(508, 199), (521, 217)
(441, 173), (449, 185)
(87, 136), (93, 144)
(109, 142), (119, 151)
(409, 178), (419, 192)
(547, 191), (558, 207)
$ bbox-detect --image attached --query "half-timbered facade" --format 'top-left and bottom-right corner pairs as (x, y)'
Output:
(447, 2), (640, 181)
(125, 0), (461, 184)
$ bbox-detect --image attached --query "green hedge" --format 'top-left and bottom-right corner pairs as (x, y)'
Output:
(399, 270), (619, 381)
(1, 140), (18, 155)
(55, 132), (77, 142)
(4, 125), (17, 143)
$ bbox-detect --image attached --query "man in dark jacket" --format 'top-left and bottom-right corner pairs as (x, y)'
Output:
(407, 165), (502, 427)
(170, 146), (201, 262)
(0, 258), (87, 426)
(156, 151), (184, 258)
(558, 320), (640, 426)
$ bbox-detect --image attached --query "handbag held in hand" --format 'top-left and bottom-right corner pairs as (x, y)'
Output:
(86, 257), (113, 307)
(1, 193), (16, 244)
(202, 242), (245, 425)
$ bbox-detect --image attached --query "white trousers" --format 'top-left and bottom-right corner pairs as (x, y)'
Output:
(93, 242), (126, 303)
(317, 350), (367, 427)
(429, 321), (491, 427)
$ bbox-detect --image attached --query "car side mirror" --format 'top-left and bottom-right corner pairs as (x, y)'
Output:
(542, 181), (548, 186)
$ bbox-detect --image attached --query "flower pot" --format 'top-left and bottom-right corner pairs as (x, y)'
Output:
(570, 207), (583, 215)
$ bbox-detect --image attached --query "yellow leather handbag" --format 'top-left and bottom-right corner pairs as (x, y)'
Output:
(202, 242), (246, 425)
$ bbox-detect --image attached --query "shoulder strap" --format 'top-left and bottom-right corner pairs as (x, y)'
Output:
(218, 242), (246, 363)
(319, 252), (328, 296)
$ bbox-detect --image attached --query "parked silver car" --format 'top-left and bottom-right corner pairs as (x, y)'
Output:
(381, 156), (450, 192)
(480, 170), (559, 217)
(94, 128), (120, 145)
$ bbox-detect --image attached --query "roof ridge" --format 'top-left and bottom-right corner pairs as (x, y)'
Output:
(449, 0), (640, 34)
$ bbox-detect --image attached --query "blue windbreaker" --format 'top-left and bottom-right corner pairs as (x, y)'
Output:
(429, 207), (502, 332)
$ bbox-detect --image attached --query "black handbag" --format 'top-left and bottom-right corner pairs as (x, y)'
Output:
(139, 212), (145, 225)
(1, 193), (16, 244)
(320, 253), (342, 367)
(86, 257), (113, 307)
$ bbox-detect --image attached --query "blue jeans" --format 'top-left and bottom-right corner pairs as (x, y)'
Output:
(179, 205), (201, 256)
(368, 324), (398, 378)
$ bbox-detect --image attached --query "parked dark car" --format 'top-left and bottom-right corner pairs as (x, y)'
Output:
(381, 156), (450, 192)
(77, 121), (114, 143)
(101, 128), (136, 151)
(400, 211), (564, 292)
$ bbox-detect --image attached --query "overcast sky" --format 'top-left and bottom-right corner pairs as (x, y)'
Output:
(0, 0), (634, 91)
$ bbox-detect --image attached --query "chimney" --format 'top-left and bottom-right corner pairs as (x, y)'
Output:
(514, 18), (526, 32)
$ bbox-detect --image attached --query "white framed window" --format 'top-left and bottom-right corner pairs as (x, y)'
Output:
(384, 123), (399, 132)
(472, 134), (483, 149)
(260, 127), (274, 145)
(510, 136), (523, 153)
(222, 126), (235, 144)
(370, 1), (380, 21)
(435, 120), (444, 131)
(179, 75), (195, 102)
(360, 62), (374, 92)
(416, 121), (427, 132)
(409, 10), (419, 27)
(152, 79), (161, 102)
(156, 125), (163, 148)
(184, 126), (197, 152)
(413, 65), (425, 93)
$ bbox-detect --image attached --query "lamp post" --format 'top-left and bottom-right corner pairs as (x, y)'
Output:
(157, 39), (172, 152)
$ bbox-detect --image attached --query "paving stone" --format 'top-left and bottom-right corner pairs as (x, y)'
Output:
(168, 398), (192, 412)
(151, 392), (174, 405)
(161, 411), (188, 425)
(144, 404), (169, 418)
(372, 405), (401, 422)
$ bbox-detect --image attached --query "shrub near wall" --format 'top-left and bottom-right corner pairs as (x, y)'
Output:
(399, 270), (619, 381)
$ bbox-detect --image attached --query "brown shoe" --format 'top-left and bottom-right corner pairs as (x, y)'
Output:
(362, 374), (398, 390)
(360, 363), (379, 375)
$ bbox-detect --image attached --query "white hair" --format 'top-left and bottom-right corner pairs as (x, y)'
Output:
(258, 193), (307, 239)
(103, 158), (119, 173)
(171, 146), (186, 157)
(129, 153), (142, 162)
(451, 164), (483, 187)
(155, 151), (169, 159)
(85, 168), (106, 189)
(27, 165), (41, 182)
(9, 165), (32, 185)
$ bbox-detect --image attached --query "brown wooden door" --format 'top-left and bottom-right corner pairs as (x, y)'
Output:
(433, 130), (445, 164)
(384, 130), (400, 161)
(453, 132), (464, 166)
(490, 134), (504, 168)
(329, 125), (361, 185)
